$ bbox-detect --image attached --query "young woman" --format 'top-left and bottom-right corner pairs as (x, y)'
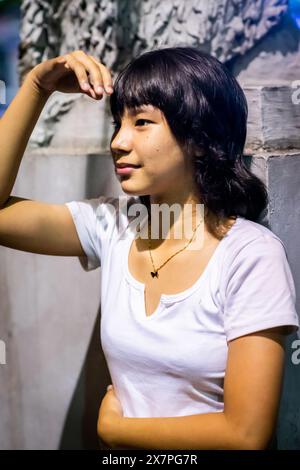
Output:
(0, 47), (299, 450)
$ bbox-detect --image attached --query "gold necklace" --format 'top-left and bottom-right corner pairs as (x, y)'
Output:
(147, 218), (202, 278)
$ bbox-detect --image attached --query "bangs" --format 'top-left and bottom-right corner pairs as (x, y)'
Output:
(109, 49), (182, 122)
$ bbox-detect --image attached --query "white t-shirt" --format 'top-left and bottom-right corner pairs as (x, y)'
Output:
(65, 195), (299, 418)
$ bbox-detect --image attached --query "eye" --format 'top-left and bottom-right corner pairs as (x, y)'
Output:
(111, 118), (152, 129)
(135, 119), (152, 127)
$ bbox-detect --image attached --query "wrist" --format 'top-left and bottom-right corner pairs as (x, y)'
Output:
(23, 69), (52, 100)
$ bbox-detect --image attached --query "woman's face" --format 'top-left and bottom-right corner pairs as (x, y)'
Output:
(110, 104), (197, 204)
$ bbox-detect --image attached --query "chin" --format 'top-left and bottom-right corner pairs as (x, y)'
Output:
(119, 182), (148, 197)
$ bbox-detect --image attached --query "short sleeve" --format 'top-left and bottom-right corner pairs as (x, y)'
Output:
(65, 196), (106, 271)
(223, 235), (299, 342)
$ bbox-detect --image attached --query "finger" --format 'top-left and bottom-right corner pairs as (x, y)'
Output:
(57, 56), (70, 69)
(63, 53), (93, 93)
(86, 86), (99, 100)
(89, 56), (114, 95)
(71, 51), (105, 96)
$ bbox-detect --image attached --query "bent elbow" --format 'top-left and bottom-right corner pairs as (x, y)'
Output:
(239, 438), (268, 450)
(235, 430), (273, 450)
(228, 422), (272, 450)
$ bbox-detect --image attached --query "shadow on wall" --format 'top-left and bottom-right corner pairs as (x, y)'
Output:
(58, 305), (112, 450)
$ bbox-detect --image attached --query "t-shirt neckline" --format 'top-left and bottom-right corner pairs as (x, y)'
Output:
(123, 215), (242, 305)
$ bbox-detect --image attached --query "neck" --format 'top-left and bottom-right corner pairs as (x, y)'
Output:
(145, 192), (204, 244)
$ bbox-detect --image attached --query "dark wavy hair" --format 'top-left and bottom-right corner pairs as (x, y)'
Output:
(109, 46), (268, 231)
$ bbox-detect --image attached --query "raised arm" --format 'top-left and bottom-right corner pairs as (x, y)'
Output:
(0, 51), (113, 256)
(0, 73), (51, 207)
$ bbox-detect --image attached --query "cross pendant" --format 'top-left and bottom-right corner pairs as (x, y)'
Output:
(151, 271), (159, 278)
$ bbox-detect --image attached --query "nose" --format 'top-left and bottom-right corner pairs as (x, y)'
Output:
(110, 126), (133, 157)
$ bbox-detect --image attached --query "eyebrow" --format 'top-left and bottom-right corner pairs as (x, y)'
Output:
(128, 105), (155, 116)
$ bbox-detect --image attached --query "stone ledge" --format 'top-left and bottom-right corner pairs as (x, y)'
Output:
(244, 83), (300, 151)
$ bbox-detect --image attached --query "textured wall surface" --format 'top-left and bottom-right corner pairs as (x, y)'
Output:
(0, 0), (299, 450)
(19, 0), (288, 72)
(232, 4), (300, 82)
(18, 0), (289, 146)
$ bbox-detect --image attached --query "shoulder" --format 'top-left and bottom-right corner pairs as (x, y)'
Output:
(65, 194), (145, 235)
(220, 218), (299, 341)
(74, 194), (143, 218)
(92, 194), (147, 236)
(220, 216), (293, 294)
(223, 216), (288, 262)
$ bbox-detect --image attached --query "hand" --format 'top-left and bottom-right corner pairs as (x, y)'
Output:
(97, 384), (124, 449)
(27, 50), (114, 100)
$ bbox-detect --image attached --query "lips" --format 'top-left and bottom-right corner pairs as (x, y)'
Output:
(115, 163), (141, 169)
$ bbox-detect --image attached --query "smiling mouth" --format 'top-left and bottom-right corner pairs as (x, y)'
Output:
(115, 165), (141, 175)
(115, 163), (141, 169)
